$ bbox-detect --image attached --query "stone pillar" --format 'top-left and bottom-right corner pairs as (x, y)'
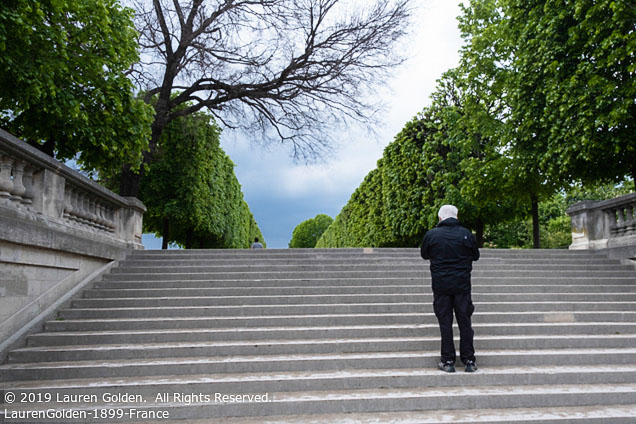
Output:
(116, 197), (146, 249)
(567, 200), (608, 250)
(30, 168), (66, 218)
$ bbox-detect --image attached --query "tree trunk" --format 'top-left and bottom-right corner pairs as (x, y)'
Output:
(42, 138), (55, 157)
(119, 164), (141, 197)
(531, 195), (541, 249)
(162, 218), (169, 250)
(185, 227), (193, 250)
(475, 218), (484, 248)
(119, 103), (170, 197)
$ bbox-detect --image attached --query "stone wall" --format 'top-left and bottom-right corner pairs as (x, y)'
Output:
(0, 128), (145, 357)
(567, 192), (636, 261)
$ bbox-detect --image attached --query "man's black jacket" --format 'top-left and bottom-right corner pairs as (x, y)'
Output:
(420, 218), (480, 295)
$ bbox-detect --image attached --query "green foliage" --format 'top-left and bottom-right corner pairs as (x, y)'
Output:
(458, 0), (636, 188)
(511, 0), (636, 185)
(0, 0), (153, 172)
(317, 167), (390, 248)
(317, 168), (393, 248)
(484, 180), (633, 248)
(320, 0), (635, 250)
(380, 118), (431, 246)
(139, 112), (263, 249)
(289, 214), (334, 248)
(317, 71), (519, 248)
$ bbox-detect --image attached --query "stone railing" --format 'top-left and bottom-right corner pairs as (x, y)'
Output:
(0, 128), (146, 358)
(0, 128), (145, 249)
(567, 192), (636, 255)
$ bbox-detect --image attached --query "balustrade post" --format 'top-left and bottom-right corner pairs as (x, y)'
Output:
(96, 203), (107, 231)
(87, 198), (98, 229)
(21, 165), (35, 206)
(78, 193), (89, 226)
(608, 208), (618, 235)
(0, 155), (14, 199)
(63, 186), (73, 219)
(627, 205), (636, 233)
(10, 160), (26, 203)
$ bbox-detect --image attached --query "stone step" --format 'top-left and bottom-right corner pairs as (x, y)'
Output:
(40, 320), (636, 337)
(94, 276), (636, 288)
(22, 322), (636, 348)
(121, 405), (636, 424)
(2, 383), (636, 420)
(125, 248), (589, 254)
(126, 248), (598, 257)
(44, 311), (636, 331)
(4, 404), (634, 424)
(111, 263), (631, 273)
(4, 366), (636, 398)
(101, 269), (636, 281)
(109, 264), (635, 274)
(69, 293), (636, 308)
(57, 302), (636, 319)
(2, 348), (636, 381)
(1, 247), (633, 422)
(82, 284), (636, 298)
(118, 257), (621, 267)
(11, 334), (636, 363)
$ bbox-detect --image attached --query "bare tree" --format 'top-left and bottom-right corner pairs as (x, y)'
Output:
(121, 0), (413, 196)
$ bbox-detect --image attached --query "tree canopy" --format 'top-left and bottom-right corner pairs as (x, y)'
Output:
(507, 0), (636, 186)
(0, 0), (153, 172)
(289, 214), (333, 248)
(139, 111), (263, 249)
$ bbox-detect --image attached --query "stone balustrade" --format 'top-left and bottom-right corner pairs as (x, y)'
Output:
(0, 128), (146, 357)
(0, 128), (145, 249)
(567, 192), (636, 258)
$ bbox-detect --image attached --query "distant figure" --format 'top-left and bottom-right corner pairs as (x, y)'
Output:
(421, 205), (480, 373)
(251, 237), (264, 249)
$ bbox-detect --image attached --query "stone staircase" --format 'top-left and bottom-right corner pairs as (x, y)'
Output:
(1, 248), (636, 423)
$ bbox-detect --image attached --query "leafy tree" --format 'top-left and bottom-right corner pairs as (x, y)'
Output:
(317, 167), (391, 248)
(119, 0), (414, 196)
(506, 0), (636, 188)
(289, 214), (333, 248)
(0, 0), (153, 172)
(456, 0), (636, 246)
(139, 111), (263, 249)
(380, 118), (430, 246)
(456, 0), (553, 248)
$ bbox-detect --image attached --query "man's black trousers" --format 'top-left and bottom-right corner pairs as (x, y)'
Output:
(433, 292), (476, 364)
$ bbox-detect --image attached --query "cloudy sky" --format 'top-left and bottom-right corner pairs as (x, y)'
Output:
(143, 0), (465, 249)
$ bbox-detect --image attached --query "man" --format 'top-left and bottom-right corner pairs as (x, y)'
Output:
(251, 237), (264, 249)
(420, 205), (480, 373)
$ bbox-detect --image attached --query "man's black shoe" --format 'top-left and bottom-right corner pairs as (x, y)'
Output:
(438, 361), (455, 373)
(464, 360), (477, 373)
